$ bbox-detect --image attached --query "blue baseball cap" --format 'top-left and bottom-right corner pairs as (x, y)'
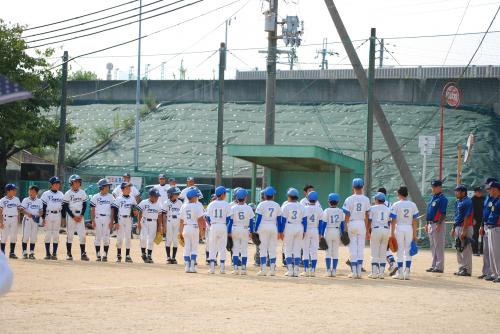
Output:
(287, 188), (299, 198)
(48, 176), (61, 184)
(121, 182), (132, 189)
(5, 183), (16, 191)
(149, 188), (160, 197)
(98, 178), (111, 189)
(215, 186), (226, 197)
(352, 178), (364, 188)
(235, 188), (248, 200)
(328, 193), (339, 203)
(489, 181), (500, 190)
(168, 177), (176, 182)
(264, 186), (276, 197)
(454, 184), (467, 192)
(374, 192), (386, 202)
(187, 188), (199, 199)
(431, 180), (443, 187)
(307, 191), (318, 201)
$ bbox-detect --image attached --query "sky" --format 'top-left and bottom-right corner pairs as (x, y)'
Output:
(2, 0), (500, 80)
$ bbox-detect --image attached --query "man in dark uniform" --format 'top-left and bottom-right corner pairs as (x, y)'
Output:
(484, 181), (500, 283)
(425, 180), (448, 273)
(480, 178), (498, 280)
(452, 184), (473, 277)
(471, 186), (485, 256)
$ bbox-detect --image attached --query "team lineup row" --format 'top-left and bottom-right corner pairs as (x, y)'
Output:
(1, 175), (499, 281)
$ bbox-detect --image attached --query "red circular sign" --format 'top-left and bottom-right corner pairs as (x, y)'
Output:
(445, 85), (460, 107)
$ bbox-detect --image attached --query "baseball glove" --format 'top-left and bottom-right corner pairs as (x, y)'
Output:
(154, 231), (163, 245)
(388, 236), (398, 252)
(226, 235), (233, 252)
(340, 231), (350, 246)
(455, 237), (471, 253)
(319, 237), (328, 250)
(251, 232), (261, 246)
(178, 233), (185, 247)
(409, 240), (418, 256)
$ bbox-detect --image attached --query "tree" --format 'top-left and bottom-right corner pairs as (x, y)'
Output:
(0, 20), (76, 193)
(68, 70), (98, 81)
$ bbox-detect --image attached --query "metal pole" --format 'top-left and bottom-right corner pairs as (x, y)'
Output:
(421, 152), (427, 195)
(57, 51), (69, 182)
(251, 163), (257, 203)
(365, 28), (375, 197)
(439, 96), (444, 180)
(323, 0), (426, 213)
(379, 38), (384, 68)
(215, 42), (226, 186)
(264, 0), (278, 187)
(134, 0), (143, 172)
(457, 144), (462, 185)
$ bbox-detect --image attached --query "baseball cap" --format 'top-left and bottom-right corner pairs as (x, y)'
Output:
(431, 180), (443, 187)
(149, 188), (160, 197)
(473, 186), (482, 192)
(48, 176), (61, 184)
(215, 186), (226, 197)
(489, 181), (500, 190)
(159, 173), (166, 179)
(264, 186), (276, 197)
(168, 177), (176, 182)
(187, 188), (199, 199)
(485, 178), (498, 189)
(352, 178), (364, 188)
(454, 184), (467, 192)
(121, 182), (132, 189)
(328, 193), (339, 203)
(123, 172), (131, 178)
(235, 188), (248, 200)
(287, 188), (299, 198)
(187, 177), (195, 182)
(374, 192), (386, 202)
(307, 191), (318, 201)
(5, 183), (16, 191)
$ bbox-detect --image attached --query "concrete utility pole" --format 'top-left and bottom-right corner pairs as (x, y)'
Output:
(378, 38), (384, 68)
(215, 42), (226, 186)
(133, 0), (143, 172)
(323, 0), (426, 212)
(57, 51), (69, 182)
(365, 28), (376, 197)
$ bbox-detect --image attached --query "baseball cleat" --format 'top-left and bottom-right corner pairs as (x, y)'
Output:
(257, 270), (267, 276)
(141, 254), (148, 263)
(125, 256), (133, 263)
(331, 270), (336, 277)
(284, 270), (293, 277)
(269, 269), (276, 276)
(240, 270), (247, 276)
(378, 271), (385, 279)
(147, 256), (154, 264)
(116, 255), (122, 263)
(324, 270), (331, 277)
(231, 270), (238, 275)
(348, 273), (355, 278)
(189, 266), (197, 273)
(51, 254), (58, 260)
(426, 267), (435, 272)
(300, 271), (309, 277)
(44, 255), (51, 260)
(172, 258), (177, 264)
(81, 253), (90, 261)
(185, 265), (190, 273)
(404, 268), (411, 280)
(310, 270), (316, 277)
(208, 268), (215, 274)
(368, 273), (377, 279)
(9, 253), (18, 259)
(66, 255), (73, 261)
(102, 256), (108, 262)
(23, 253), (28, 260)
(96, 256), (102, 262)
(29, 254), (35, 260)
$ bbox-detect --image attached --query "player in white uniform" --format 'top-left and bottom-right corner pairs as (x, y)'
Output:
(376, 187), (398, 276)
(41, 177), (64, 260)
(343, 178), (371, 278)
(154, 174), (169, 202)
(255, 186), (282, 276)
(0, 251), (13, 295)
(206, 186), (232, 274)
(112, 182), (137, 263)
(0, 184), (21, 258)
(368, 192), (392, 279)
(302, 191), (324, 277)
(163, 186), (182, 264)
(136, 189), (163, 264)
(390, 186), (419, 280)
(62, 175), (89, 261)
(179, 188), (205, 273)
(20, 185), (43, 260)
(90, 179), (113, 262)
(281, 188), (306, 277)
(112, 173), (141, 203)
(321, 193), (344, 277)
(300, 184), (322, 209)
(229, 188), (254, 275)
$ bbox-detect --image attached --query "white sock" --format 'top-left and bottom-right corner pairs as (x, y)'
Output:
(210, 261), (215, 271)
(270, 263), (276, 272)
(357, 263), (362, 275)
(220, 263), (225, 272)
(287, 264), (293, 272)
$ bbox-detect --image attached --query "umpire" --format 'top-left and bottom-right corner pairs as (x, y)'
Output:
(425, 180), (448, 273)
(480, 178), (498, 280)
(471, 186), (485, 256)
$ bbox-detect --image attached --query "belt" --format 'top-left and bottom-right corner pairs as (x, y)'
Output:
(327, 226), (339, 229)
(121, 215), (131, 218)
(73, 211), (81, 214)
(186, 224), (198, 228)
(145, 218), (155, 222)
(171, 215), (178, 219)
(486, 225), (498, 229)
(373, 226), (389, 229)
(211, 222), (226, 225)
(4, 215), (15, 218)
(99, 214), (110, 217)
(50, 210), (60, 214)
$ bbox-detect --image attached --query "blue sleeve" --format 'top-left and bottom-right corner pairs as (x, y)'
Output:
(278, 216), (285, 233)
(464, 202), (472, 217)
(255, 214), (262, 232)
(389, 213), (397, 219)
(61, 202), (74, 218)
(342, 208), (350, 215)
(440, 197), (448, 215)
(113, 207), (119, 224)
(301, 217), (307, 233)
(340, 221), (345, 234)
(206, 216), (211, 224)
(227, 217), (233, 233)
(249, 218), (255, 233)
(318, 220), (326, 236)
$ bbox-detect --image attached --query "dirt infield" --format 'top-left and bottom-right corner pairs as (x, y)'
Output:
(2, 235), (499, 334)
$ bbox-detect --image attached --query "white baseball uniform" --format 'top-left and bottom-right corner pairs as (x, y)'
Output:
(163, 198), (182, 247)
(343, 194), (370, 266)
(304, 205), (323, 263)
(230, 203), (254, 260)
(154, 184), (169, 202)
(300, 197), (322, 209)
(0, 196), (21, 245)
(179, 186), (203, 201)
(180, 202), (204, 258)
(112, 185), (140, 199)
(255, 200), (281, 261)
(41, 190), (63, 244)
(322, 207), (345, 263)
(206, 199), (232, 263)
(369, 204), (391, 265)
(0, 251), (13, 295)
(282, 201), (306, 261)
(90, 192), (113, 247)
(136, 199), (162, 251)
(390, 200), (419, 264)
(63, 188), (87, 245)
(112, 194), (136, 250)
(20, 196), (43, 247)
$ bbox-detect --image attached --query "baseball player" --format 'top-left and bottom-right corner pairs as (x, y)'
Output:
(0, 251), (13, 295)
(425, 180), (448, 274)
(302, 191), (323, 277)
(179, 188), (205, 273)
(206, 186), (232, 274)
(377, 187), (397, 276)
(179, 177), (204, 202)
(20, 185), (43, 260)
(0, 184), (21, 258)
(281, 188), (306, 277)
(300, 185), (322, 208)
(112, 182), (137, 263)
(321, 193), (344, 277)
(135, 189), (163, 264)
(112, 173), (141, 203)
(62, 175), (89, 261)
(41, 176), (64, 260)
(90, 179), (113, 262)
(390, 186), (419, 280)
(452, 184), (473, 277)
(368, 192), (391, 279)
(255, 186), (282, 276)
(342, 178), (371, 278)
(253, 190), (266, 267)
(205, 194), (217, 265)
(154, 174), (169, 202)
(484, 181), (500, 283)
(480, 178), (497, 280)
(228, 188), (254, 275)
(163, 186), (182, 264)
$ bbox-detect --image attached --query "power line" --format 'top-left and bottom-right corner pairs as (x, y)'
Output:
(27, 0), (197, 49)
(23, 0), (167, 38)
(384, 29), (500, 40)
(25, 0), (139, 31)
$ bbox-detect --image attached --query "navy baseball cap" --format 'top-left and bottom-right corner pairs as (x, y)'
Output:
(489, 181), (500, 190)
(454, 184), (467, 192)
(5, 183), (16, 191)
(121, 182), (132, 189)
(123, 173), (131, 178)
(159, 174), (166, 179)
(48, 176), (61, 184)
(149, 188), (160, 197)
(168, 177), (176, 182)
(485, 178), (498, 189)
(431, 180), (443, 187)
(187, 177), (194, 181)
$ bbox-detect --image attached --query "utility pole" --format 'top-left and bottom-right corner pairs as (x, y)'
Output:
(264, 0), (278, 186)
(57, 51), (69, 182)
(323, 0), (426, 212)
(133, 0), (143, 172)
(215, 42), (226, 186)
(316, 38), (338, 70)
(365, 28), (375, 197)
(378, 38), (384, 68)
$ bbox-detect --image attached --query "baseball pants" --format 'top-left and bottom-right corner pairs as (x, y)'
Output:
(166, 220), (180, 247)
(370, 227), (389, 264)
(22, 217), (38, 244)
(231, 227), (249, 258)
(1, 217), (18, 244)
(303, 229), (319, 261)
(486, 226), (500, 279)
(396, 225), (413, 263)
(66, 215), (86, 244)
(44, 213), (61, 244)
(208, 224), (227, 262)
(182, 225), (199, 257)
(284, 224), (303, 259)
(94, 215), (111, 247)
(482, 231), (491, 276)
(455, 226), (473, 273)
(205, 225), (210, 253)
(348, 220), (366, 262)
(324, 227), (340, 260)
(258, 223), (278, 259)
(139, 218), (157, 251)
(428, 223), (445, 271)
(116, 216), (132, 249)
